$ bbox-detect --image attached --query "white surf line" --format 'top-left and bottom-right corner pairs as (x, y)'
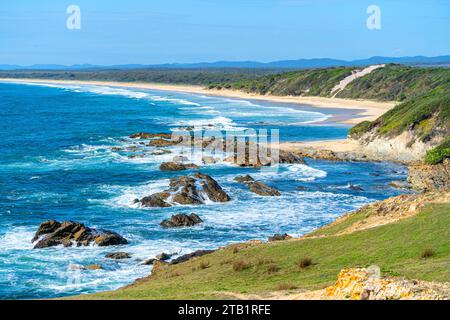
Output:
(331, 64), (385, 98)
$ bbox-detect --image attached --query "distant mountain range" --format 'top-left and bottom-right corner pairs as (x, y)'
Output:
(1, 55), (449, 70)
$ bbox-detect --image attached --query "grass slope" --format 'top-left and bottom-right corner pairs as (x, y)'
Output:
(80, 202), (449, 300)
(337, 65), (450, 101)
(349, 88), (450, 150)
(2, 65), (447, 102)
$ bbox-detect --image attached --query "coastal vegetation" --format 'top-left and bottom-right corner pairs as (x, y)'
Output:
(424, 136), (450, 164)
(349, 88), (450, 141)
(75, 196), (449, 299)
(1, 64), (448, 102)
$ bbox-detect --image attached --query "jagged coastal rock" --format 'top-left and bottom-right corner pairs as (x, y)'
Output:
(170, 249), (216, 265)
(159, 162), (199, 171)
(234, 175), (281, 196)
(105, 252), (131, 259)
(160, 213), (203, 228)
(268, 233), (292, 241)
(32, 220), (128, 249)
(130, 132), (172, 139)
(325, 268), (448, 300)
(408, 159), (450, 191)
(139, 173), (230, 207)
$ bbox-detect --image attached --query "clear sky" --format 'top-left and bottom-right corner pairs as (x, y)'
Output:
(1, 0), (449, 65)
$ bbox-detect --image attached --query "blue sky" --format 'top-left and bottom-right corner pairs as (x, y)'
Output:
(1, 0), (449, 65)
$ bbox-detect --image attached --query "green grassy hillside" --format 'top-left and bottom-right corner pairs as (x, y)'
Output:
(222, 67), (355, 96)
(348, 87), (450, 163)
(211, 64), (449, 101)
(349, 88), (450, 139)
(2, 65), (448, 102)
(76, 202), (449, 300)
(337, 65), (450, 101)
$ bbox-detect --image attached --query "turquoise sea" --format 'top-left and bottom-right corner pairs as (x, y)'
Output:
(0, 81), (407, 299)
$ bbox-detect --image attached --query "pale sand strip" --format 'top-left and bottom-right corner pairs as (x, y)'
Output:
(0, 78), (396, 125)
(279, 139), (360, 153)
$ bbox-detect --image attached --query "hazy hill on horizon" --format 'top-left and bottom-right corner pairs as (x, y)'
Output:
(1, 55), (450, 71)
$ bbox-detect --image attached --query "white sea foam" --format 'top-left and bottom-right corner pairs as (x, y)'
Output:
(251, 163), (327, 182)
(97, 179), (170, 208)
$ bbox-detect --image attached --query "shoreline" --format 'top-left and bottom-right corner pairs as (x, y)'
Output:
(0, 78), (396, 125)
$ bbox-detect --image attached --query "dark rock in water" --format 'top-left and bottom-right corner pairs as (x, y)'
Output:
(268, 233), (292, 242)
(150, 149), (172, 155)
(278, 150), (305, 164)
(170, 250), (216, 265)
(234, 175), (280, 196)
(193, 172), (231, 202)
(147, 137), (181, 147)
(248, 181), (281, 196)
(85, 264), (102, 270)
(159, 162), (199, 171)
(234, 175), (255, 183)
(31, 220), (61, 242)
(140, 173), (230, 206)
(169, 176), (204, 204)
(94, 231), (129, 247)
(130, 132), (172, 139)
(105, 252), (131, 259)
(32, 220), (128, 249)
(348, 184), (364, 191)
(160, 213), (203, 228)
(156, 252), (172, 261)
(140, 194), (171, 208)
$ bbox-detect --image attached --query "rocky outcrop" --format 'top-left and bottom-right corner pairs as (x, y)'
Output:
(268, 233), (292, 241)
(325, 268), (449, 300)
(170, 249), (216, 265)
(350, 129), (447, 163)
(156, 252), (172, 261)
(160, 213), (203, 228)
(234, 175), (255, 183)
(32, 220), (128, 249)
(139, 173), (230, 207)
(85, 264), (102, 270)
(130, 132), (172, 139)
(248, 181), (281, 196)
(408, 159), (450, 191)
(202, 156), (217, 164)
(159, 162), (199, 171)
(140, 252), (173, 266)
(193, 172), (231, 202)
(234, 175), (281, 196)
(140, 194), (172, 208)
(306, 192), (450, 237)
(105, 252), (131, 259)
(147, 137), (182, 147)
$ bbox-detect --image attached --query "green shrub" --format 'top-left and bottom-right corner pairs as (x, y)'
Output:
(298, 257), (313, 269)
(420, 248), (435, 259)
(425, 137), (450, 164)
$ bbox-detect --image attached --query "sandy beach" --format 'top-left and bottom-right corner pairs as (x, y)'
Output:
(279, 139), (361, 153)
(0, 78), (396, 125)
(0, 78), (396, 154)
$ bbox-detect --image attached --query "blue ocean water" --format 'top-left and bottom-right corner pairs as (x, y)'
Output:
(0, 82), (407, 299)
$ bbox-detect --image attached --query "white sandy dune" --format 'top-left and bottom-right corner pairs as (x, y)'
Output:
(331, 64), (385, 97)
